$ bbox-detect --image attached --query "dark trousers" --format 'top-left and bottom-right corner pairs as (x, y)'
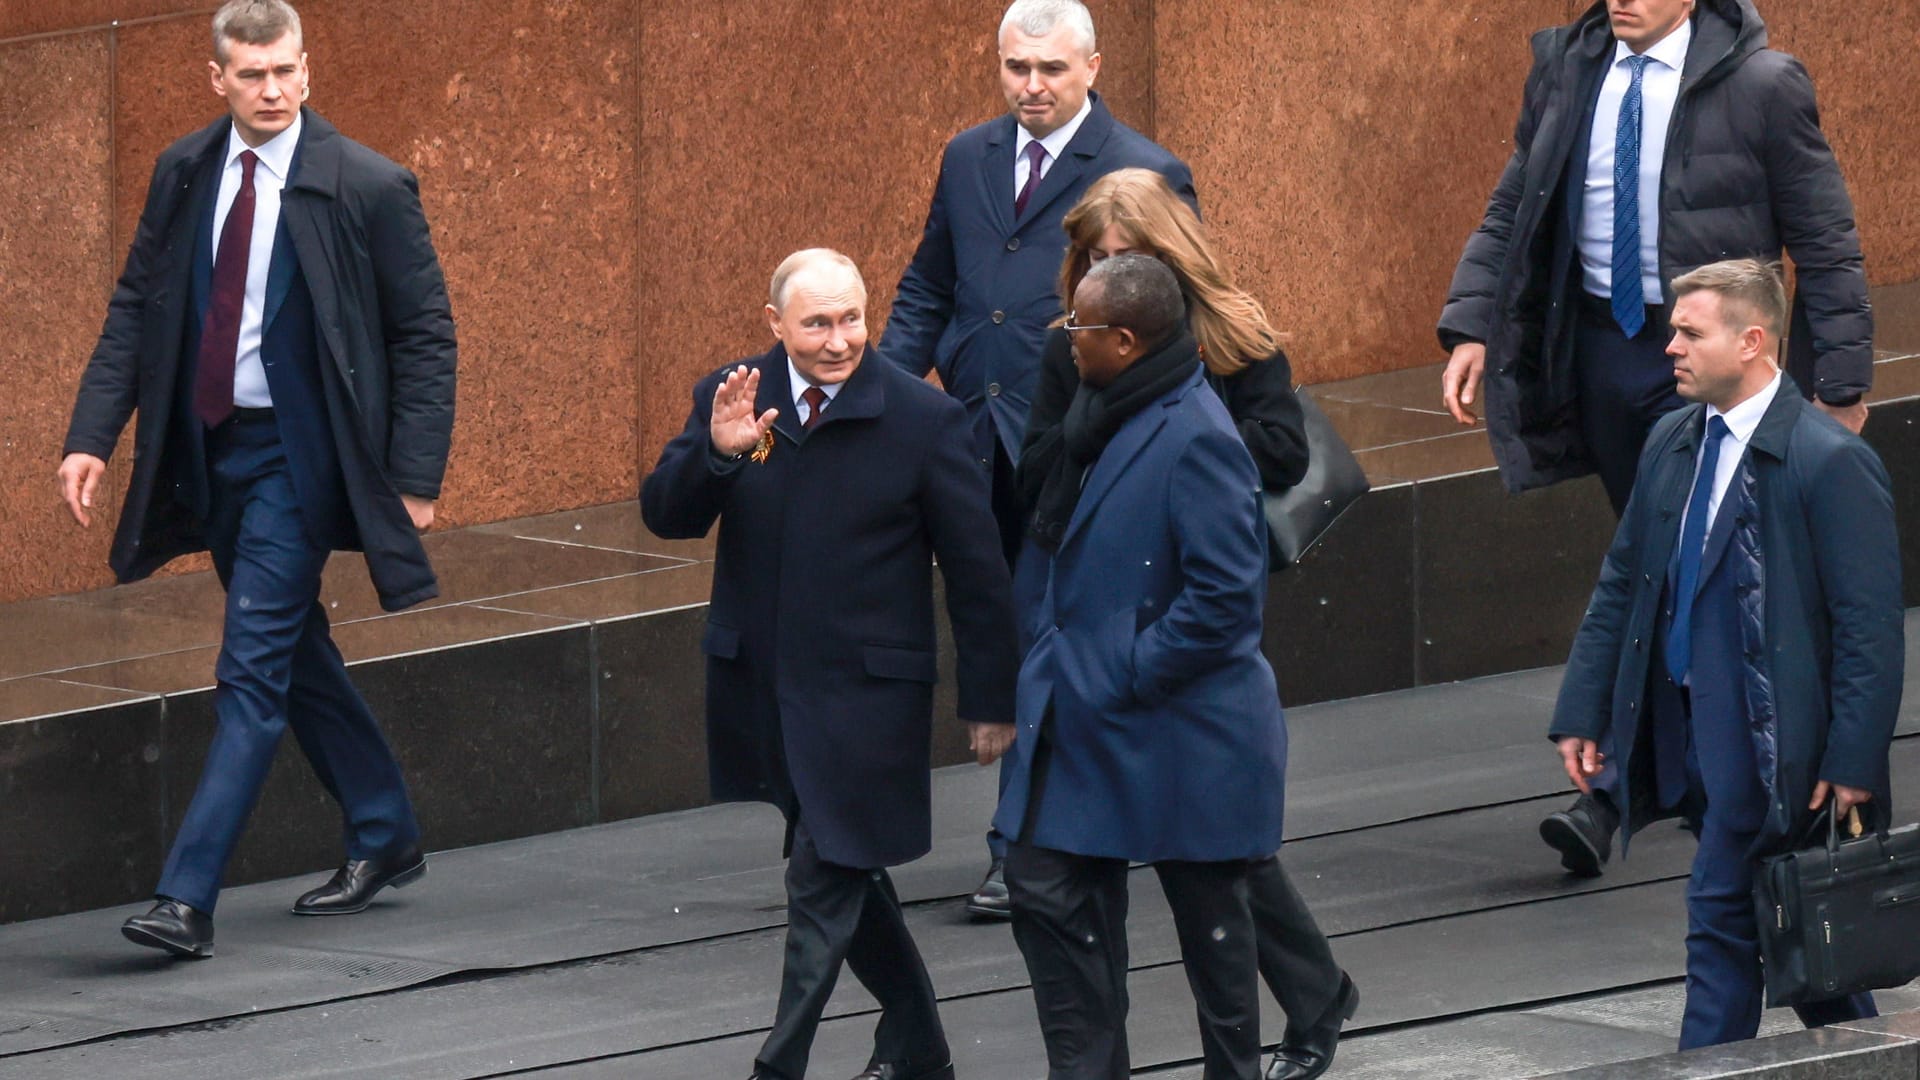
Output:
(986, 439), (1023, 862)
(155, 413), (418, 913)
(757, 819), (948, 1079)
(1247, 855), (1345, 1039)
(1006, 843), (1264, 1080)
(1648, 670), (1877, 1050)
(1573, 294), (1686, 517)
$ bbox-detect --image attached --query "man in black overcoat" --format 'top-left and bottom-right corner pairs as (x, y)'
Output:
(58, 1), (456, 956)
(641, 249), (1018, 1080)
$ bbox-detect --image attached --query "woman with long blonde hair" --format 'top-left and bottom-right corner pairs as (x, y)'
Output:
(1017, 168), (1310, 508)
(1014, 168), (1357, 1080)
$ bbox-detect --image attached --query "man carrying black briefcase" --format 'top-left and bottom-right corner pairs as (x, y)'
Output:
(1548, 260), (1901, 1050)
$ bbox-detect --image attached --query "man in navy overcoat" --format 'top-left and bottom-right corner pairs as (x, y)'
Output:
(1552, 259), (1901, 1049)
(59, 0), (455, 957)
(996, 256), (1299, 1079)
(882, 0), (1195, 921)
(641, 250), (1018, 1080)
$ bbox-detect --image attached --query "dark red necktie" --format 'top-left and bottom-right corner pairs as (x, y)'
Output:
(802, 386), (828, 431)
(195, 150), (258, 427)
(1014, 141), (1047, 217)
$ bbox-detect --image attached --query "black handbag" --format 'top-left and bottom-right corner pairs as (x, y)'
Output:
(1264, 391), (1370, 570)
(1754, 805), (1920, 1007)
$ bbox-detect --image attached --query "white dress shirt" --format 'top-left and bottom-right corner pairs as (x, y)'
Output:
(789, 360), (845, 426)
(211, 113), (302, 409)
(1679, 369), (1784, 551)
(1580, 19), (1691, 302)
(1013, 96), (1094, 200)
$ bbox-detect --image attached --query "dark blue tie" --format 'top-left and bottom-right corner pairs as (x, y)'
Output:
(1666, 414), (1731, 685)
(1611, 55), (1653, 337)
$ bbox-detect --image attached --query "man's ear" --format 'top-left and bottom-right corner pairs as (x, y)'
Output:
(1115, 327), (1138, 357)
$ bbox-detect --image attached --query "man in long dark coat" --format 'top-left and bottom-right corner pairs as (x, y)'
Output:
(641, 249), (1017, 1080)
(1552, 259), (1899, 1048)
(58, 0), (456, 957)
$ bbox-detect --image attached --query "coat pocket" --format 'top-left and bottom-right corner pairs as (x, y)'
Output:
(863, 643), (938, 683)
(702, 622), (741, 660)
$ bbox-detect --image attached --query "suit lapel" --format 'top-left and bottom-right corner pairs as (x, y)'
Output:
(756, 344), (805, 446)
(979, 118), (1017, 238)
(262, 220), (298, 332)
(1693, 454), (1745, 591)
(1014, 96), (1113, 231)
(279, 109), (351, 383)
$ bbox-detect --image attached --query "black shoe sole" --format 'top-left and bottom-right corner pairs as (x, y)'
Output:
(1539, 814), (1606, 878)
(291, 857), (427, 916)
(122, 923), (213, 958)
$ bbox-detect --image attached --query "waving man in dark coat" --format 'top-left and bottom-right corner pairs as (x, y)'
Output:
(58, 0), (455, 958)
(1551, 260), (1900, 1049)
(641, 249), (1018, 1080)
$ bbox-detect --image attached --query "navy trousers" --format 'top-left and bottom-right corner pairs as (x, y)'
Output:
(1573, 294), (1685, 517)
(155, 413), (419, 913)
(1648, 668), (1876, 1049)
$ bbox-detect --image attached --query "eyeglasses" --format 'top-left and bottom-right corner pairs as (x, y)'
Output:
(1062, 312), (1111, 335)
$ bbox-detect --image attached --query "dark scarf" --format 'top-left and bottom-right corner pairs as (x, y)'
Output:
(1025, 329), (1201, 553)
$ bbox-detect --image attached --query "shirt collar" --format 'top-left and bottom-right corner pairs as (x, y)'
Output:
(1708, 368), (1783, 447)
(225, 110), (302, 183)
(1614, 15), (1692, 72)
(788, 358), (844, 407)
(1015, 95), (1095, 165)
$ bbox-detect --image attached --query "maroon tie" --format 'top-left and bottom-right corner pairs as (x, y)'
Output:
(195, 150), (258, 427)
(1014, 141), (1048, 217)
(802, 386), (828, 431)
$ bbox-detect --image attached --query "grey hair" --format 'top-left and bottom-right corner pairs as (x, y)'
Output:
(212, 0), (303, 64)
(1082, 254), (1184, 346)
(1000, 0), (1097, 54)
(1671, 258), (1788, 337)
(769, 248), (866, 313)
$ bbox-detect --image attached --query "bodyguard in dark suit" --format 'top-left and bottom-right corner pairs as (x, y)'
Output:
(883, 0), (1195, 920)
(998, 256), (1319, 1080)
(641, 250), (1018, 1080)
(1435, 0), (1873, 877)
(1552, 260), (1899, 1049)
(58, 1), (455, 957)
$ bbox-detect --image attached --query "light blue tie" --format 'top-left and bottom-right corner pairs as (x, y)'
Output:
(1611, 55), (1654, 337)
(1665, 414), (1730, 686)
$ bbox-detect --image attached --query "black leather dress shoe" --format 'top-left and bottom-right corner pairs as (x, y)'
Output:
(1539, 792), (1619, 877)
(292, 845), (426, 915)
(851, 1062), (955, 1080)
(1267, 972), (1358, 1080)
(965, 857), (1012, 921)
(121, 899), (214, 958)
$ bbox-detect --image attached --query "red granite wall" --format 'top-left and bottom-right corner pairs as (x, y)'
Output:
(2, 0), (1915, 603)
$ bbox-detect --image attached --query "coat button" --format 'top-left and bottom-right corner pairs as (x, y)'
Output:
(1006, 238), (1021, 252)
(988, 382), (1002, 397)
(992, 310), (1006, 324)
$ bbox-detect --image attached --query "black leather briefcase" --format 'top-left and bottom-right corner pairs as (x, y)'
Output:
(1754, 806), (1920, 1007)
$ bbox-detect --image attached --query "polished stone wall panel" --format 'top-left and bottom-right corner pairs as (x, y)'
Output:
(0, 33), (122, 605)
(634, 0), (1155, 464)
(0, 2), (202, 42)
(1151, 1), (1567, 385)
(0, 697), (166, 921)
(1764, 1), (1920, 286)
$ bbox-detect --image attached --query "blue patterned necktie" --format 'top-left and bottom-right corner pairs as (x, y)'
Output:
(1665, 414), (1731, 685)
(1611, 54), (1654, 337)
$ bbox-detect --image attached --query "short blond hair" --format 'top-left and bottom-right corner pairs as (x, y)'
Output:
(1671, 259), (1788, 337)
(768, 249), (865, 312)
